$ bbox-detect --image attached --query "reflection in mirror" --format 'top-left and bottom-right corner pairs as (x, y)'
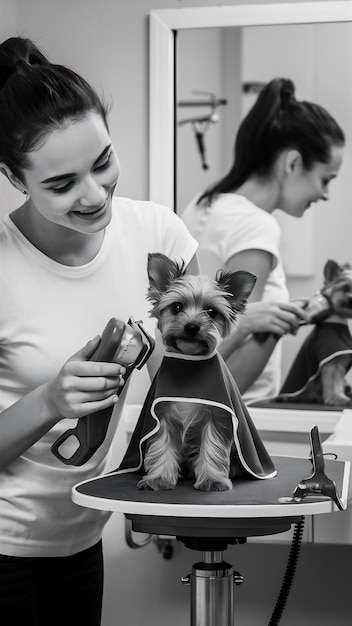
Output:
(176, 21), (351, 279)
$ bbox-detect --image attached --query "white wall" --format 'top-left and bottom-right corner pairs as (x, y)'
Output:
(176, 27), (242, 213)
(176, 28), (228, 213)
(1, 2), (352, 625)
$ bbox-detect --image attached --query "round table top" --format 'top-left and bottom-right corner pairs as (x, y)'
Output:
(72, 455), (348, 519)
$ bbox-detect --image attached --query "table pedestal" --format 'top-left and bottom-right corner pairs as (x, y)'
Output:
(186, 550), (236, 626)
(126, 515), (302, 626)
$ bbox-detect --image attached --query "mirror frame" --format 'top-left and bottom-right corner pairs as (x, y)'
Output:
(149, 0), (352, 210)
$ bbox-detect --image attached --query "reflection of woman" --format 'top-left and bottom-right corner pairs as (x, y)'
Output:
(0, 37), (198, 625)
(182, 78), (345, 403)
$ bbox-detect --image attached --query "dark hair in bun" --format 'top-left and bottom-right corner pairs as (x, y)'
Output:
(0, 37), (49, 87)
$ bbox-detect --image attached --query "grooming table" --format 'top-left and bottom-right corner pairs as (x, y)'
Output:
(73, 447), (349, 626)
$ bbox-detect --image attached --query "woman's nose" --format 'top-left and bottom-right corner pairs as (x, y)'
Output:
(79, 177), (106, 207)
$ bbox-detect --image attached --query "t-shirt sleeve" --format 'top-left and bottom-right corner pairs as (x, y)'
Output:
(209, 207), (281, 270)
(152, 203), (199, 266)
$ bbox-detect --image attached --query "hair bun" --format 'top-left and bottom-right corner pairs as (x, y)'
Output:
(279, 78), (296, 107)
(0, 37), (49, 88)
(14, 57), (33, 72)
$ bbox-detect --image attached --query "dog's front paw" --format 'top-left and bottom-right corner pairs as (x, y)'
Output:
(137, 476), (177, 491)
(324, 393), (352, 406)
(194, 477), (233, 492)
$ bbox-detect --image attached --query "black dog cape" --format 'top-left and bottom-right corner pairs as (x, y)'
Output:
(117, 351), (276, 480)
(279, 322), (352, 401)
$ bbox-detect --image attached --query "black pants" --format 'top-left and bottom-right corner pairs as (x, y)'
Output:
(0, 541), (104, 626)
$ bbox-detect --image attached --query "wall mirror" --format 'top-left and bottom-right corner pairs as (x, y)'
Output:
(149, 1), (352, 213)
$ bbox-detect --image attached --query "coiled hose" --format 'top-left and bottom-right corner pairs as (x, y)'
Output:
(267, 516), (305, 626)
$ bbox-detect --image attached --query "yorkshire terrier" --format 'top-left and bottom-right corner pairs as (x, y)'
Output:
(136, 252), (256, 491)
(279, 260), (352, 406)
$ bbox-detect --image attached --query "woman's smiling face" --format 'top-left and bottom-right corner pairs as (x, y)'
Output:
(21, 111), (120, 233)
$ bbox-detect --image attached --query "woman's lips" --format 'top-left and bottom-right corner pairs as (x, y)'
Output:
(73, 202), (107, 217)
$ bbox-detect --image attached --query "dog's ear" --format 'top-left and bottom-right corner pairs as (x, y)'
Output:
(147, 253), (186, 300)
(216, 270), (256, 312)
(324, 259), (342, 282)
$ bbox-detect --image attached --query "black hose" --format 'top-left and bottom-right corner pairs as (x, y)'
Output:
(267, 517), (305, 626)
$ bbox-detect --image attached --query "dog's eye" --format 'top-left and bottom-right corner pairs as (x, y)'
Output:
(342, 285), (350, 293)
(206, 308), (218, 319)
(171, 302), (184, 314)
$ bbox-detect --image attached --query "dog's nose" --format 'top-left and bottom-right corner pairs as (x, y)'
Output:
(184, 322), (200, 335)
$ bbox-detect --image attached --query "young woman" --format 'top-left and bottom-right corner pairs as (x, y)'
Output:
(0, 37), (198, 625)
(181, 77), (345, 403)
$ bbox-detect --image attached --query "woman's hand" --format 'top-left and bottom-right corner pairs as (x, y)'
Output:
(0, 336), (127, 469)
(43, 336), (126, 420)
(243, 300), (307, 337)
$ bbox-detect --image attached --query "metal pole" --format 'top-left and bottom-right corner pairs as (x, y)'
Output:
(185, 550), (236, 626)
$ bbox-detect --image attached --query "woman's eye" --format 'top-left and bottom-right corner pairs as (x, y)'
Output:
(94, 154), (112, 172)
(50, 181), (74, 194)
(171, 302), (183, 314)
(206, 308), (218, 319)
(322, 177), (333, 188)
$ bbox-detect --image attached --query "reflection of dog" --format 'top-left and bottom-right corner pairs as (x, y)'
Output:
(137, 253), (257, 491)
(279, 260), (352, 405)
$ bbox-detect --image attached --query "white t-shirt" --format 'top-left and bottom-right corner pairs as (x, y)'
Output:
(182, 193), (289, 402)
(0, 196), (198, 557)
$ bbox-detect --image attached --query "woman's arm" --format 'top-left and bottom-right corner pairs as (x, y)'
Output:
(219, 299), (307, 359)
(218, 249), (305, 393)
(0, 336), (125, 470)
(224, 333), (279, 393)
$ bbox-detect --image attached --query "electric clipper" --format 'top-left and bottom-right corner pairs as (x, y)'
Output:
(298, 291), (332, 324)
(254, 292), (332, 343)
(51, 316), (155, 466)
